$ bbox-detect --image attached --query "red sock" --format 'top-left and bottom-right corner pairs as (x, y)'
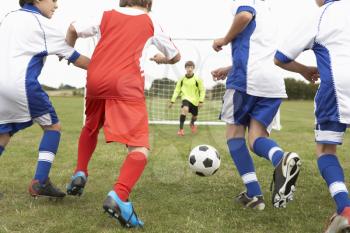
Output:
(75, 126), (99, 176)
(114, 151), (147, 201)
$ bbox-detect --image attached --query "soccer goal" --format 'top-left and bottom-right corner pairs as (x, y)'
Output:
(144, 38), (229, 126)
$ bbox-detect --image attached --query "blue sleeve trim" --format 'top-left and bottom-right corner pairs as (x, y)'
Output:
(68, 51), (80, 63)
(236, 6), (256, 16)
(274, 50), (293, 64)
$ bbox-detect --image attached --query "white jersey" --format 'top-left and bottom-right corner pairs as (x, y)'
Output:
(276, 0), (350, 124)
(227, 0), (287, 98)
(0, 4), (80, 124)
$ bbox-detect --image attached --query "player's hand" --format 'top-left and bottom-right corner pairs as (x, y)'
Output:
(168, 102), (174, 108)
(211, 67), (230, 81)
(58, 55), (71, 65)
(301, 66), (319, 84)
(150, 53), (166, 64)
(198, 102), (203, 108)
(212, 38), (226, 52)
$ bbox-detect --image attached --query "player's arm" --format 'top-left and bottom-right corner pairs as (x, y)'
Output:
(65, 24), (78, 47)
(72, 55), (90, 70)
(211, 66), (232, 81)
(198, 78), (206, 104)
(274, 59), (319, 84)
(274, 11), (320, 84)
(149, 14), (181, 65)
(213, 11), (254, 52)
(170, 79), (182, 105)
(150, 53), (181, 65)
(42, 21), (90, 70)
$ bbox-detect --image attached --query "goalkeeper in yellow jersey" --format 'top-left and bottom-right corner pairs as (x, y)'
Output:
(169, 61), (205, 136)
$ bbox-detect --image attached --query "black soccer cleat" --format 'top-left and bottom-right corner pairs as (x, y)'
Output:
(29, 178), (66, 199)
(271, 152), (301, 208)
(235, 191), (265, 210)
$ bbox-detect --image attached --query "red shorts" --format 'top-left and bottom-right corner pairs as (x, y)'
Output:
(84, 98), (149, 149)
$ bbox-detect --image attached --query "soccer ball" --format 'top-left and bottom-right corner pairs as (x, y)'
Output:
(188, 145), (221, 176)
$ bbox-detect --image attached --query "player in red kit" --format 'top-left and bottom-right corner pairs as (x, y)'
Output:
(65, 0), (180, 228)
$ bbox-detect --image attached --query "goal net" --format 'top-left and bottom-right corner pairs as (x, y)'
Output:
(144, 39), (229, 125)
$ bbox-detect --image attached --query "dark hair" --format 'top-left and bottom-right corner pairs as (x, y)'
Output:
(119, 0), (152, 11)
(19, 0), (35, 7)
(185, 61), (195, 68)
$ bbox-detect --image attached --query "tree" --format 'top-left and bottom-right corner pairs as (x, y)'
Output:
(148, 78), (176, 98)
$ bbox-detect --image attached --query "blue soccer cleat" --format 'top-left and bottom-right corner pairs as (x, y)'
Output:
(103, 190), (144, 228)
(66, 171), (87, 196)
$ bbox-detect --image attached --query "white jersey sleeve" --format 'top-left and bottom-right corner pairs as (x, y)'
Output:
(148, 14), (179, 60)
(232, 0), (256, 16)
(276, 11), (319, 63)
(72, 12), (103, 38)
(42, 20), (80, 63)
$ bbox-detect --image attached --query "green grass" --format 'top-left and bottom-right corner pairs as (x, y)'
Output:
(0, 97), (349, 233)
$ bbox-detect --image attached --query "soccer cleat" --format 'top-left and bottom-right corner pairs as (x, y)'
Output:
(103, 190), (144, 228)
(324, 207), (350, 233)
(235, 191), (265, 210)
(271, 152), (301, 208)
(67, 171), (87, 196)
(190, 124), (197, 133)
(29, 178), (66, 198)
(177, 129), (185, 136)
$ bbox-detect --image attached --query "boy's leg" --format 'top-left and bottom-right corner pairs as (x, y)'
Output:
(67, 99), (105, 196)
(249, 119), (301, 208)
(178, 102), (189, 136)
(249, 119), (284, 167)
(102, 99), (148, 228)
(247, 97), (301, 208)
(319, 146), (350, 232)
(189, 103), (198, 133)
(316, 122), (350, 232)
(114, 147), (148, 201)
(75, 99), (105, 175)
(0, 133), (10, 198)
(29, 122), (65, 198)
(33, 123), (61, 184)
(227, 124), (265, 210)
(0, 133), (10, 156)
(317, 146), (350, 214)
(103, 146), (147, 228)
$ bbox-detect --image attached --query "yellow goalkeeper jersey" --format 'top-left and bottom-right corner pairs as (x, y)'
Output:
(170, 75), (205, 106)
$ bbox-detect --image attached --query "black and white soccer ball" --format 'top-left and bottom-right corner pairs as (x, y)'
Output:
(188, 145), (221, 176)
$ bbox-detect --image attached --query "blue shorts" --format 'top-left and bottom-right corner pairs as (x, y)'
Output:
(0, 109), (59, 136)
(220, 89), (282, 130)
(315, 121), (348, 145)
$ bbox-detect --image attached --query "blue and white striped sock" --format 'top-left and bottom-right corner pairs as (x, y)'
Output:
(253, 137), (284, 167)
(318, 154), (350, 214)
(34, 130), (61, 184)
(227, 138), (262, 198)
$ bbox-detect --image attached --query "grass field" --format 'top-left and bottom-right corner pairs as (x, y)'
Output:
(0, 97), (350, 233)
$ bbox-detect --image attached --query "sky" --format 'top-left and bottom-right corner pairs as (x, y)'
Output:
(0, 0), (319, 89)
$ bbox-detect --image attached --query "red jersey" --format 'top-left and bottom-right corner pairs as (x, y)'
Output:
(73, 8), (179, 100)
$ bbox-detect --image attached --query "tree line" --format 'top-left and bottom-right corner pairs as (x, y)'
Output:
(146, 77), (319, 100)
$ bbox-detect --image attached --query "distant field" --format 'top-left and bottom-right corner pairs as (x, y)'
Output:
(0, 97), (349, 233)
